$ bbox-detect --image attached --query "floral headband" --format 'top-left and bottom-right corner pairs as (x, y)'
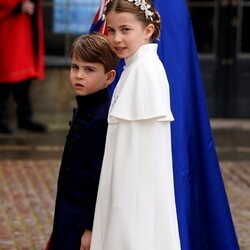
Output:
(104, 0), (154, 22)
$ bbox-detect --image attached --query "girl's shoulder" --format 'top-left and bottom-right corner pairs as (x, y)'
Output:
(131, 50), (165, 75)
(126, 51), (166, 88)
(108, 49), (173, 122)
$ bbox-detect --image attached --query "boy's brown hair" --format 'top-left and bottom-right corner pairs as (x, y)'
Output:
(70, 33), (119, 73)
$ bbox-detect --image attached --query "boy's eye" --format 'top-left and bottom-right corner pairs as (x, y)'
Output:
(71, 64), (78, 70)
(85, 67), (94, 73)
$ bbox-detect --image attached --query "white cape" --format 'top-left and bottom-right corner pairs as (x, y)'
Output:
(91, 44), (180, 250)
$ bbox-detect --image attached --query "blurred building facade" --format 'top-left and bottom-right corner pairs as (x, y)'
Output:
(32, 0), (250, 120)
(187, 0), (250, 118)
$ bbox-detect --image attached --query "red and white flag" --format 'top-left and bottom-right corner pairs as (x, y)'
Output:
(89, 0), (108, 35)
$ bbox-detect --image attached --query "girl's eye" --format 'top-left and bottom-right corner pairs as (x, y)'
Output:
(122, 28), (130, 32)
(108, 28), (114, 34)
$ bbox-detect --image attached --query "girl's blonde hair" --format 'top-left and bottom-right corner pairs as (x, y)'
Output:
(104, 0), (161, 41)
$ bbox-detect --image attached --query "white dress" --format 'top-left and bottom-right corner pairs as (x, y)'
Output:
(91, 44), (181, 250)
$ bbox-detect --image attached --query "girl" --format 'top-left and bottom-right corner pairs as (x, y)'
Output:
(91, 0), (181, 249)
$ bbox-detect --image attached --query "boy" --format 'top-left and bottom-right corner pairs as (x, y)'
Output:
(46, 33), (118, 250)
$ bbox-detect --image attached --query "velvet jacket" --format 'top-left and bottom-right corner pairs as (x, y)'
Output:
(48, 88), (110, 250)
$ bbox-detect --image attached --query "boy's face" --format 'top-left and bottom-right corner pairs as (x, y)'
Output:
(70, 56), (110, 96)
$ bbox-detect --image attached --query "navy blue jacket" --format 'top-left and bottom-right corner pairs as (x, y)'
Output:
(48, 88), (110, 250)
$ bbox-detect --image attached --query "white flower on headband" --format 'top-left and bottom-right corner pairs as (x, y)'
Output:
(104, 0), (154, 22)
(128, 0), (154, 21)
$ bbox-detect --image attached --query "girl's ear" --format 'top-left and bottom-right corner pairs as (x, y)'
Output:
(144, 24), (155, 40)
(105, 69), (116, 87)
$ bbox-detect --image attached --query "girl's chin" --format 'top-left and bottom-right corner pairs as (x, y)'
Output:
(116, 54), (127, 59)
(114, 49), (127, 58)
(116, 51), (133, 59)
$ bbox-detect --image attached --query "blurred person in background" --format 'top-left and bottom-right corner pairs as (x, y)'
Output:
(0, 0), (47, 133)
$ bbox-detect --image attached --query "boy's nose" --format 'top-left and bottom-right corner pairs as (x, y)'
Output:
(76, 70), (84, 79)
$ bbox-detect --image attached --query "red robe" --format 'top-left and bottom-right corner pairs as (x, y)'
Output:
(0, 0), (44, 83)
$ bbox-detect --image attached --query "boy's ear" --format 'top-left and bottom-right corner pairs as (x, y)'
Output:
(105, 69), (116, 87)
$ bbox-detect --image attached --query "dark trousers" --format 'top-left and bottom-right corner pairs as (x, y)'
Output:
(0, 80), (33, 125)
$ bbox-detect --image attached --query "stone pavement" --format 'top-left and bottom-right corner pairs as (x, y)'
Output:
(0, 160), (58, 250)
(0, 119), (249, 249)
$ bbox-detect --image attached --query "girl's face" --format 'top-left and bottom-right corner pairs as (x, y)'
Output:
(106, 11), (153, 59)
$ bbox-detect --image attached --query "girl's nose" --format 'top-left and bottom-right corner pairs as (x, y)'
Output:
(114, 33), (122, 43)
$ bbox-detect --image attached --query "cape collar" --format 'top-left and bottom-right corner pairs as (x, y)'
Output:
(125, 43), (158, 67)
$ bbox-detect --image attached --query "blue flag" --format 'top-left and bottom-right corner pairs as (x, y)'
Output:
(90, 1), (239, 249)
